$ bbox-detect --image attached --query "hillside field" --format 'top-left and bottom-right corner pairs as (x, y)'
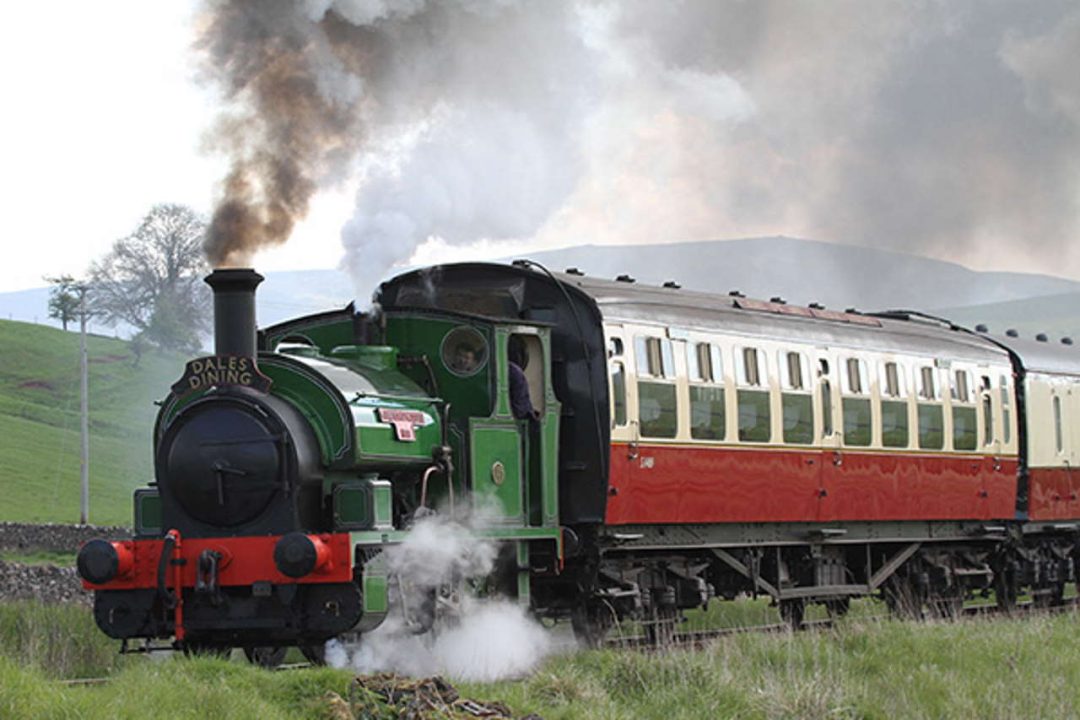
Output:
(0, 321), (186, 526)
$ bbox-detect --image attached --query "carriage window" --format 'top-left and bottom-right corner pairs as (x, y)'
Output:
(981, 375), (994, 446)
(842, 398), (872, 446)
(951, 369), (976, 450)
(689, 342), (722, 383)
(841, 358), (871, 446)
(881, 362), (904, 398)
(1000, 376), (1012, 445)
(690, 386), (726, 440)
(635, 336), (674, 378)
(736, 347), (765, 387)
(779, 351), (812, 443)
(638, 380), (677, 438)
(1054, 395), (1064, 454)
(819, 359), (834, 438)
(781, 352), (809, 390)
(843, 358), (868, 395)
(918, 404), (945, 450)
(736, 347), (770, 441)
(737, 389), (771, 442)
(611, 362), (627, 427)
(881, 398), (909, 448)
(918, 366), (938, 400)
(782, 393), (813, 444)
(951, 370), (971, 403)
(689, 343), (725, 440)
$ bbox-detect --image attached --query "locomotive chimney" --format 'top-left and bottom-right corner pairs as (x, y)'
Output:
(205, 268), (264, 357)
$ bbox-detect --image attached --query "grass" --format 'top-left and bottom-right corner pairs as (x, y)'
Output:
(0, 320), (186, 526)
(4, 600), (1080, 718)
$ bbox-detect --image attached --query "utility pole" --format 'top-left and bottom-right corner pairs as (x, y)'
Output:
(79, 287), (90, 525)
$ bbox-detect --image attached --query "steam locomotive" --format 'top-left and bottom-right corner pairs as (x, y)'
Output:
(79, 262), (1080, 659)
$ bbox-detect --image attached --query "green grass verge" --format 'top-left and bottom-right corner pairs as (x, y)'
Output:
(4, 601), (1080, 719)
(0, 320), (185, 526)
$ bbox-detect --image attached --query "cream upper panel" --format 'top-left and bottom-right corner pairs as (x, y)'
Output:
(1026, 372), (1080, 468)
(605, 321), (1016, 454)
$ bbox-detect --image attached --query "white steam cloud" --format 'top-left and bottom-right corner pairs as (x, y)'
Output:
(327, 507), (555, 682)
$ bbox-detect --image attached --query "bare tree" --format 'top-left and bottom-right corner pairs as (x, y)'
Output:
(89, 204), (211, 352)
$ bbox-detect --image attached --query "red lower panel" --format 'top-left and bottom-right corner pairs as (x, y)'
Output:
(1028, 467), (1080, 521)
(607, 443), (1018, 525)
(82, 533), (353, 591)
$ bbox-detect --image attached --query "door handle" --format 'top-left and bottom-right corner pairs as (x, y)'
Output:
(627, 442), (639, 460)
(832, 452), (843, 467)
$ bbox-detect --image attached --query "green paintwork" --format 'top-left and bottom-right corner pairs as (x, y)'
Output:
(469, 421), (524, 524)
(258, 354), (355, 466)
(262, 310), (356, 357)
(134, 489), (162, 537)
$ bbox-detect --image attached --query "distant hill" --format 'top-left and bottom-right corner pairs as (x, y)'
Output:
(3, 237), (1079, 336)
(515, 237), (1080, 312)
(0, 321), (186, 525)
(937, 292), (1080, 342)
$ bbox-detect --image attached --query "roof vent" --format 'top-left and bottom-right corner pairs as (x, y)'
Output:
(845, 307), (858, 314)
(565, 267), (584, 276)
(728, 290), (745, 298)
(975, 324), (988, 333)
(1062, 337), (1074, 346)
(809, 302), (825, 310)
(662, 280), (681, 289)
(1005, 329), (1019, 337)
(1036, 333), (1049, 342)
(770, 296), (786, 304)
(511, 259), (529, 267)
(615, 274), (636, 283)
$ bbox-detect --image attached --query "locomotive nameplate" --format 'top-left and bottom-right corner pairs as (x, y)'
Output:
(171, 355), (273, 396)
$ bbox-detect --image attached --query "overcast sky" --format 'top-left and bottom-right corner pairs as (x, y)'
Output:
(3, 1), (1079, 294)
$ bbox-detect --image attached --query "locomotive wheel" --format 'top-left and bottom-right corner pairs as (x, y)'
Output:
(883, 577), (925, 620)
(570, 602), (614, 648)
(779, 599), (805, 630)
(825, 597), (851, 618)
(182, 641), (232, 659)
(643, 606), (680, 646)
(243, 645), (288, 668)
(928, 590), (963, 620)
(300, 643), (328, 666)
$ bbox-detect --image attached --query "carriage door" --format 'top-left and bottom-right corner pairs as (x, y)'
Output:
(605, 326), (635, 523)
(815, 354), (841, 522)
(977, 369), (1001, 520)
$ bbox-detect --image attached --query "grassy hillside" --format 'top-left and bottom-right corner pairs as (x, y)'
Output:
(0, 320), (186, 526)
(937, 291), (1080, 341)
